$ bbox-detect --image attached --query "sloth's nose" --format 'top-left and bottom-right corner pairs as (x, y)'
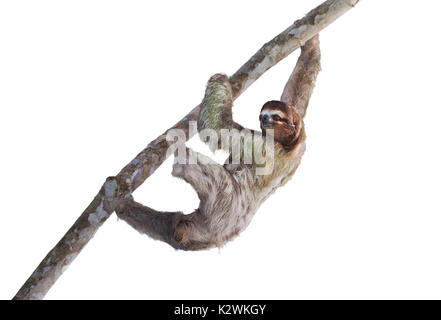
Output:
(261, 114), (270, 123)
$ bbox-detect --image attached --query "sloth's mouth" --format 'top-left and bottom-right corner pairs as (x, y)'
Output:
(261, 122), (274, 128)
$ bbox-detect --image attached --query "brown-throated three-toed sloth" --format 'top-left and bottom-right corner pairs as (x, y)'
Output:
(115, 35), (320, 250)
(115, 74), (306, 250)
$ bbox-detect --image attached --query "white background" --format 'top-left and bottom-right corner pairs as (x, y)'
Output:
(1, 0), (440, 299)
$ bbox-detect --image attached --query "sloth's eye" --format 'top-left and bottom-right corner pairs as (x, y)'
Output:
(272, 115), (282, 122)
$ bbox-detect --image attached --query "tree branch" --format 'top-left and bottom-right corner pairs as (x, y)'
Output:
(13, 0), (359, 300)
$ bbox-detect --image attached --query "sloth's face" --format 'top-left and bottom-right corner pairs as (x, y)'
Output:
(259, 100), (299, 147)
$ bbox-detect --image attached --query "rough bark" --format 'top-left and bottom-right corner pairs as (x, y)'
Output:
(13, 0), (359, 300)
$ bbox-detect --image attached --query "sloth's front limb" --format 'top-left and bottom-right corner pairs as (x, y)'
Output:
(198, 73), (240, 133)
(281, 34), (321, 118)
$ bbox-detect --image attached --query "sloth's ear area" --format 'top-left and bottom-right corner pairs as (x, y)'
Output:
(291, 109), (303, 134)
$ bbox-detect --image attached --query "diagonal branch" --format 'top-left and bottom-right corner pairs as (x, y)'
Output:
(13, 0), (359, 300)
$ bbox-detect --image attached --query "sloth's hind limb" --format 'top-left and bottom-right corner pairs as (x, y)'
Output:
(115, 198), (181, 247)
(115, 197), (210, 251)
(115, 148), (229, 251)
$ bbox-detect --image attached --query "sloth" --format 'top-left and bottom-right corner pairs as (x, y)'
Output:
(115, 74), (307, 250)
